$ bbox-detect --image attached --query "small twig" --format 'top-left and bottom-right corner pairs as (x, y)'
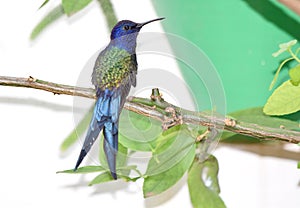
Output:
(150, 88), (164, 102)
(196, 129), (210, 142)
(1, 75), (300, 144)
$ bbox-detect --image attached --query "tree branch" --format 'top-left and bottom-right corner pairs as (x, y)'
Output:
(1, 75), (300, 144)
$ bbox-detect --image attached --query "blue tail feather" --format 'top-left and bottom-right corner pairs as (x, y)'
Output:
(74, 113), (103, 170)
(103, 122), (118, 179)
(74, 88), (122, 180)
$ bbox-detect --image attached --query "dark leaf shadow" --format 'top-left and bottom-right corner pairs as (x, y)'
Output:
(0, 97), (84, 113)
(243, 0), (300, 40)
(282, 110), (300, 121)
(90, 180), (130, 197)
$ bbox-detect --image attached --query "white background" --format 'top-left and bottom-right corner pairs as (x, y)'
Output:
(0, 0), (299, 207)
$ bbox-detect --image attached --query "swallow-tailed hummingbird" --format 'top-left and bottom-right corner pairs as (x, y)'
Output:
(74, 18), (165, 179)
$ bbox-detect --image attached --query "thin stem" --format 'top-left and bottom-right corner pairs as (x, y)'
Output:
(288, 47), (300, 63)
(269, 57), (294, 90)
(97, 0), (118, 31)
(1, 75), (300, 144)
(295, 48), (300, 56)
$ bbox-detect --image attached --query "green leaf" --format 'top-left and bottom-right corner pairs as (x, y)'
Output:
(62, 0), (93, 16)
(117, 165), (142, 180)
(39, 0), (50, 9)
(60, 106), (93, 151)
(143, 132), (195, 197)
(30, 4), (64, 40)
(119, 110), (161, 151)
(264, 81), (300, 115)
(116, 142), (128, 168)
(57, 165), (105, 174)
(230, 107), (299, 130)
(89, 171), (114, 185)
(97, 0), (118, 30)
(143, 148), (195, 198)
(146, 131), (195, 176)
(88, 165), (140, 185)
(188, 156), (226, 208)
(153, 125), (183, 153)
(222, 107), (300, 142)
(221, 133), (261, 143)
(289, 64), (300, 86)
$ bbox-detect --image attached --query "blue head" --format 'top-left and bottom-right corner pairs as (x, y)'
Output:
(110, 18), (165, 53)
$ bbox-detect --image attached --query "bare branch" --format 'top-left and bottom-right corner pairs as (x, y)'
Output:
(1, 75), (300, 144)
(0, 76), (95, 99)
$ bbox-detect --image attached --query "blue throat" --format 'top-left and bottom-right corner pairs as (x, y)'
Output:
(110, 33), (138, 54)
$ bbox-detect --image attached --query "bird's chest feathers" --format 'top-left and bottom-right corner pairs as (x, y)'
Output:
(93, 47), (136, 89)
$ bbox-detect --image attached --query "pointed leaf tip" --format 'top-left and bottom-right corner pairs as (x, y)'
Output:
(38, 0), (50, 10)
(30, 4), (64, 40)
(57, 165), (106, 174)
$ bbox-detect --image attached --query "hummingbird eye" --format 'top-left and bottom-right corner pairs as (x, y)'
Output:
(123, 25), (130, 30)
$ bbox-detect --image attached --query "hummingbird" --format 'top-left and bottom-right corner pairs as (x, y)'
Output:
(74, 18), (165, 179)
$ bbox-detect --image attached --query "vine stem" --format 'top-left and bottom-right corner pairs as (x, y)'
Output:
(269, 57), (294, 90)
(288, 48), (300, 63)
(0, 75), (300, 144)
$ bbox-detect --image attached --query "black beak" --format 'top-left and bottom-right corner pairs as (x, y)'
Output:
(136, 17), (165, 28)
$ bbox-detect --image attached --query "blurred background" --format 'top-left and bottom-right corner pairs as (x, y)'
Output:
(0, 0), (299, 207)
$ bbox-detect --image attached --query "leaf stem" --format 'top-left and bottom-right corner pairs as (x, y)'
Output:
(288, 47), (300, 63)
(269, 57), (294, 90)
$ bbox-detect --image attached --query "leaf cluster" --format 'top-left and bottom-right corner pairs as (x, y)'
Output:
(58, 110), (225, 207)
(264, 40), (300, 115)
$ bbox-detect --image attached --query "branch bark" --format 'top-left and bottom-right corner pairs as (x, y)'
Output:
(1, 75), (300, 144)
